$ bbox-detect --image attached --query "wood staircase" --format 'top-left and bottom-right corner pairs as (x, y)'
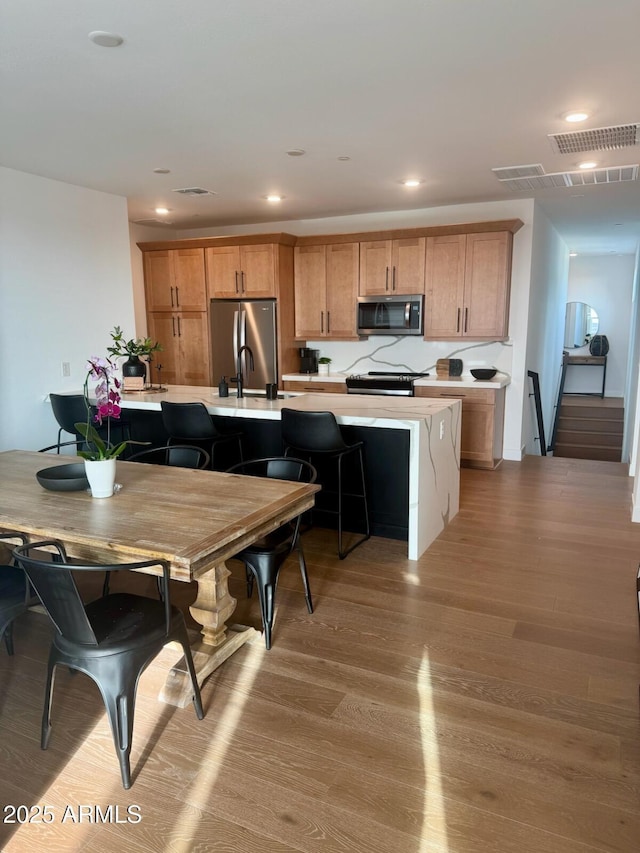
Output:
(553, 396), (623, 461)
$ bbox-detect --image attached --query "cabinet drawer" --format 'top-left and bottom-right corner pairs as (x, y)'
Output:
(283, 380), (346, 394)
(415, 386), (496, 405)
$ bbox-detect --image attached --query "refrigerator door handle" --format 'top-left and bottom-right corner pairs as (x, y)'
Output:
(239, 309), (247, 374)
(232, 310), (239, 366)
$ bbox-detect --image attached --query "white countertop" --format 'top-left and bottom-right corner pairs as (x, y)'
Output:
(118, 384), (459, 431)
(283, 371), (510, 389)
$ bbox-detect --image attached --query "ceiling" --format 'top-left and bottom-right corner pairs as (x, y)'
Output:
(2, 0), (640, 255)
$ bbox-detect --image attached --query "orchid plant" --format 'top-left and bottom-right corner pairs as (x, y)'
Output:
(74, 356), (132, 461)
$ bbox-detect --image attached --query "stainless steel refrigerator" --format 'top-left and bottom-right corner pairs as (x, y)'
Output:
(210, 299), (278, 390)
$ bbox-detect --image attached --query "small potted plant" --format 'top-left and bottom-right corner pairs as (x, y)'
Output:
(107, 326), (162, 386)
(318, 356), (332, 376)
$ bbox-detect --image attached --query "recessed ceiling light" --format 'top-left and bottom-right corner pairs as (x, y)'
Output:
(88, 31), (124, 48)
(153, 168), (171, 175)
(286, 149), (305, 157)
(563, 110), (590, 123)
(569, 252), (578, 257)
(265, 195), (283, 202)
(578, 161), (597, 169)
(337, 156), (351, 161)
(402, 179), (422, 187)
(155, 207), (170, 215)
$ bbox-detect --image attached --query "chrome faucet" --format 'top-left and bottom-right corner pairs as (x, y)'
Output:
(233, 345), (255, 398)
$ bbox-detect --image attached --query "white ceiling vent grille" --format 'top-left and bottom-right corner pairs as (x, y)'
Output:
(133, 217), (174, 225)
(494, 164), (638, 191)
(172, 187), (217, 196)
(491, 164), (545, 180)
(548, 123), (640, 154)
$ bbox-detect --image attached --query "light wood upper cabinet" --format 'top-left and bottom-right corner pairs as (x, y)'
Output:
(206, 244), (276, 299)
(294, 242), (359, 339)
(146, 311), (210, 387)
(144, 248), (207, 312)
(359, 237), (425, 295)
(424, 231), (512, 340)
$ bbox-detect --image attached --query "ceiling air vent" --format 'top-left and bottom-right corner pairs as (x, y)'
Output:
(133, 218), (174, 225)
(172, 187), (217, 196)
(494, 163), (639, 191)
(548, 123), (640, 154)
(491, 164), (545, 181)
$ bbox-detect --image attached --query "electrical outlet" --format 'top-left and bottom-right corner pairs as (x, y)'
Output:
(439, 420), (445, 440)
(61, 362), (71, 377)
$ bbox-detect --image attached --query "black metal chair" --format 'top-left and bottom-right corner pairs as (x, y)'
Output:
(0, 532), (33, 655)
(280, 408), (370, 560)
(12, 540), (204, 789)
(226, 457), (317, 649)
(128, 444), (211, 470)
(49, 393), (132, 454)
(161, 401), (243, 470)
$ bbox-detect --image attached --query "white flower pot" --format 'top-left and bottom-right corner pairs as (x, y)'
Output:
(318, 363), (330, 376)
(84, 458), (117, 498)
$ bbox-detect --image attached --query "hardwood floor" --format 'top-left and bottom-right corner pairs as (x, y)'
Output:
(1, 455), (639, 852)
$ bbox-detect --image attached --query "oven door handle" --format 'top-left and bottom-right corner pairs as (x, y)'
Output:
(404, 302), (411, 326)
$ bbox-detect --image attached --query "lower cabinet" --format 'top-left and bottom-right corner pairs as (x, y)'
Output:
(283, 379), (346, 394)
(415, 385), (506, 469)
(146, 312), (211, 386)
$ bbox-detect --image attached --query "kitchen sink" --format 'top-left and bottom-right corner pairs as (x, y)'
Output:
(238, 391), (298, 400)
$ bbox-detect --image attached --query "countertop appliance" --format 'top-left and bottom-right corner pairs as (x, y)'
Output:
(299, 347), (319, 374)
(345, 371), (430, 396)
(210, 299), (277, 390)
(357, 294), (424, 336)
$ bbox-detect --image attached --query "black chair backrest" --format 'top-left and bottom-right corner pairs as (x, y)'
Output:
(227, 456), (317, 485)
(161, 402), (216, 439)
(50, 394), (89, 435)
(128, 444), (211, 469)
(13, 541), (172, 645)
(280, 408), (347, 453)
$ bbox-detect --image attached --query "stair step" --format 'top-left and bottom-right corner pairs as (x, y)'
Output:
(554, 444), (622, 462)
(555, 429), (623, 448)
(558, 417), (623, 434)
(559, 406), (624, 421)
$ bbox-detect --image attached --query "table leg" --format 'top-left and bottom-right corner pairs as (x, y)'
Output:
(159, 560), (259, 707)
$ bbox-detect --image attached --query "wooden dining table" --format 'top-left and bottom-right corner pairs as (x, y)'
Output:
(0, 450), (319, 706)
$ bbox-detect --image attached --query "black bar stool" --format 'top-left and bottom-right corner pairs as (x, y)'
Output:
(160, 401), (243, 470)
(280, 408), (370, 559)
(49, 393), (132, 454)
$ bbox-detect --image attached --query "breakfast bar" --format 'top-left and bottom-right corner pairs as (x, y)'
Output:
(117, 385), (462, 560)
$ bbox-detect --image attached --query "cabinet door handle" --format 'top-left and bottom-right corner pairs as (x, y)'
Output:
(464, 307), (468, 333)
(170, 286), (175, 308)
(392, 266), (396, 291)
(235, 271), (239, 294)
(321, 311), (324, 333)
(327, 311), (331, 333)
(241, 270), (245, 293)
(175, 286), (180, 308)
(177, 316), (181, 337)
(172, 316), (176, 337)
(456, 308), (460, 333)
(385, 266), (389, 291)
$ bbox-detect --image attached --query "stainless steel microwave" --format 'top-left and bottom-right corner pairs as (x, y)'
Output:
(357, 294), (424, 336)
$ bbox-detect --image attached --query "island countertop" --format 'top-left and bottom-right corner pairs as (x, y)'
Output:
(118, 384), (460, 431)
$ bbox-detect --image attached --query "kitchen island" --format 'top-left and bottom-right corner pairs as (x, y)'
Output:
(114, 385), (461, 560)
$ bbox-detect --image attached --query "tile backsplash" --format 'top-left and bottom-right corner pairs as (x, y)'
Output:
(305, 336), (512, 377)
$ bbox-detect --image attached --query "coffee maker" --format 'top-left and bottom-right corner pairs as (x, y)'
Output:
(299, 347), (319, 374)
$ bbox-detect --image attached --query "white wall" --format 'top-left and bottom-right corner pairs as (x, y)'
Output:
(0, 168), (136, 452)
(179, 197), (536, 461)
(564, 254), (636, 397)
(524, 206), (569, 455)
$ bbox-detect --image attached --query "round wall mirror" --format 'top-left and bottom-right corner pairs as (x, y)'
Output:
(564, 302), (599, 348)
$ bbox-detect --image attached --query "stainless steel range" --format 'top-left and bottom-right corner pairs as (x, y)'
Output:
(345, 371), (430, 396)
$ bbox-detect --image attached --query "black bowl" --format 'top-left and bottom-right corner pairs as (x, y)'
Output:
(36, 462), (89, 492)
(470, 368), (498, 381)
